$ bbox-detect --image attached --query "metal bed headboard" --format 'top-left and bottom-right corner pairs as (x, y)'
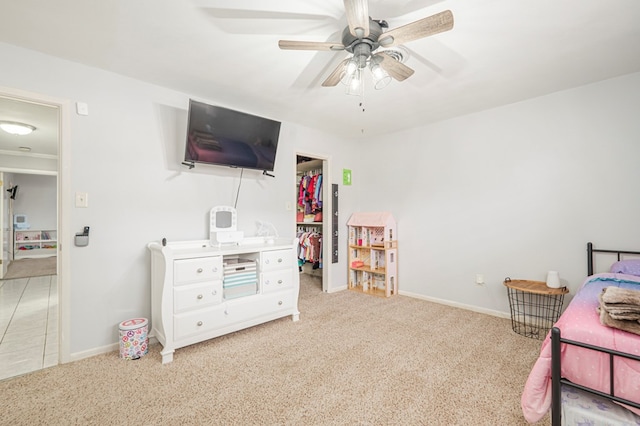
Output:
(587, 242), (640, 276)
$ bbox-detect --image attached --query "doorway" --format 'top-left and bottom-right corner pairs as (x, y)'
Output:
(295, 153), (330, 293)
(0, 89), (68, 379)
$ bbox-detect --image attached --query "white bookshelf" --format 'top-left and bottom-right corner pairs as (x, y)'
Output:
(14, 230), (57, 259)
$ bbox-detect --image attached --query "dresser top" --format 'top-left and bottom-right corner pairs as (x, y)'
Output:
(148, 237), (296, 258)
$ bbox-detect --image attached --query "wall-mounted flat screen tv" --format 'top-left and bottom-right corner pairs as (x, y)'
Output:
(184, 99), (281, 171)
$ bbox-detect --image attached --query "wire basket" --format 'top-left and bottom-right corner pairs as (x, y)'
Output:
(506, 285), (566, 340)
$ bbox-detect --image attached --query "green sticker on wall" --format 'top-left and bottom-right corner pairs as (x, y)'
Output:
(343, 169), (352, 186)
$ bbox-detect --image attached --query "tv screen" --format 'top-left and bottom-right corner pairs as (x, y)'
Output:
(184, 99), (281, 171)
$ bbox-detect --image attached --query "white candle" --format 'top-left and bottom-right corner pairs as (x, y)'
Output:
(546, 271), (561, 288)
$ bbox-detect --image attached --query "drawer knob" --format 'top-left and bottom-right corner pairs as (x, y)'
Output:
(197, 268), (203, 273)
(197, 321), (203, 326)
(278, 280), (283, 284)
(278, 300), (283, 305)
(277, 258), (283, 263)
(197, 294), (203, 299)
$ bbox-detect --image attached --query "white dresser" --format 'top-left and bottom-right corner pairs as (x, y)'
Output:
(148, 237), (300, 364)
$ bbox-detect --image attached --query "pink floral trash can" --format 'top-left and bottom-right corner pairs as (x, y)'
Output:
(118, 318), (148, 360)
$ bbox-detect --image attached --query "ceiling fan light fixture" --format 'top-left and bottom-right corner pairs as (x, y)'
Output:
(370, 63), (392, 90)
(341, 58), (359, 85)
(345, 68), (363, 97)
(0, 121), (36, 136)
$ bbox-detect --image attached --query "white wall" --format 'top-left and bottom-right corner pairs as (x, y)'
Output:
(0, 42), (359, 357)
(361, 72), (640, 315)
(11, 173), (57, 230)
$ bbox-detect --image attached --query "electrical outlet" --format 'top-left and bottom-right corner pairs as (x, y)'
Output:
(475, 274), (485, 285)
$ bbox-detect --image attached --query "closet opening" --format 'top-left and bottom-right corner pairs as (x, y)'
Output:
(295, 154), (329, 293)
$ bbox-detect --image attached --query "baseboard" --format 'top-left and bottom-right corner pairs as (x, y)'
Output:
(329, 285), (510, 319)
(69, 342), (119, 362)
(68, 336), (159, 363)
(398, 289), (511, 320)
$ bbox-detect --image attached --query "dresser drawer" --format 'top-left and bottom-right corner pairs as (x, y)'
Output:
(224, 291), (294, 322)
(174, 257), (222, 285)
(262, 269), (293, 293)
(174, 282), (222, 313)
(261, 249), (293, 272)
(174, 306), (225, 340)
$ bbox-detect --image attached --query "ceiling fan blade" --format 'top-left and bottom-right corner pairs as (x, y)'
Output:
(379, 10), (453, 47)
(322, 59), (350, 87)
(344, 0), (369, 38)
(375, 52), (415, 81)
(279, 40), (345, 51)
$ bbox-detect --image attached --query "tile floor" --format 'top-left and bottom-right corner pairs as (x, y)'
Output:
(0, 274), (58, 380)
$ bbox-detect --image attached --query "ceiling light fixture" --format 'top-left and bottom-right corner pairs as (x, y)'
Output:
(340, 57), (392, 96)
(0, 121), (36, 136)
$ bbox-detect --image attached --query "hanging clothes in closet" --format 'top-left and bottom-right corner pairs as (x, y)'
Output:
(298, 171), (322, 216)
(296, 227), (322, 270)
(296, 159), (323, 276)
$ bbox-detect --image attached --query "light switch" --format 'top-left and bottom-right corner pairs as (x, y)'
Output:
(75, 192), (89, 208)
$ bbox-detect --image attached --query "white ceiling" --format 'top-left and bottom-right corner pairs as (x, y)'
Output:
(1, 0), (640, 151)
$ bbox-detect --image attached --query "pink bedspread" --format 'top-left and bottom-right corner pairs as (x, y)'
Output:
(521, 273), (640, 423)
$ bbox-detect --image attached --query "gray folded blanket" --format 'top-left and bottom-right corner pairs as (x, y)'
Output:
(597, 288), (640, 335)
(597, 305), (640, 336)
(600, 286), (640, 320)
(601, 286), (640, 305)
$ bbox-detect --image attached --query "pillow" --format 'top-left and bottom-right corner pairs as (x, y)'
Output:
(610, 259), (640, 276)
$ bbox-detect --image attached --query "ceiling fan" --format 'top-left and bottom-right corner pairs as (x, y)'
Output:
(278, 0), (454, 91)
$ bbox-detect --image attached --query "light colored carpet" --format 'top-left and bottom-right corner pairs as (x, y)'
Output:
(0, 274), (548, 425)
(3, 256), (57, 279)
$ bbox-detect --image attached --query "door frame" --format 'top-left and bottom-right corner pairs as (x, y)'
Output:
(0, 172), (7, 278)
(0, 86), (72, 364)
